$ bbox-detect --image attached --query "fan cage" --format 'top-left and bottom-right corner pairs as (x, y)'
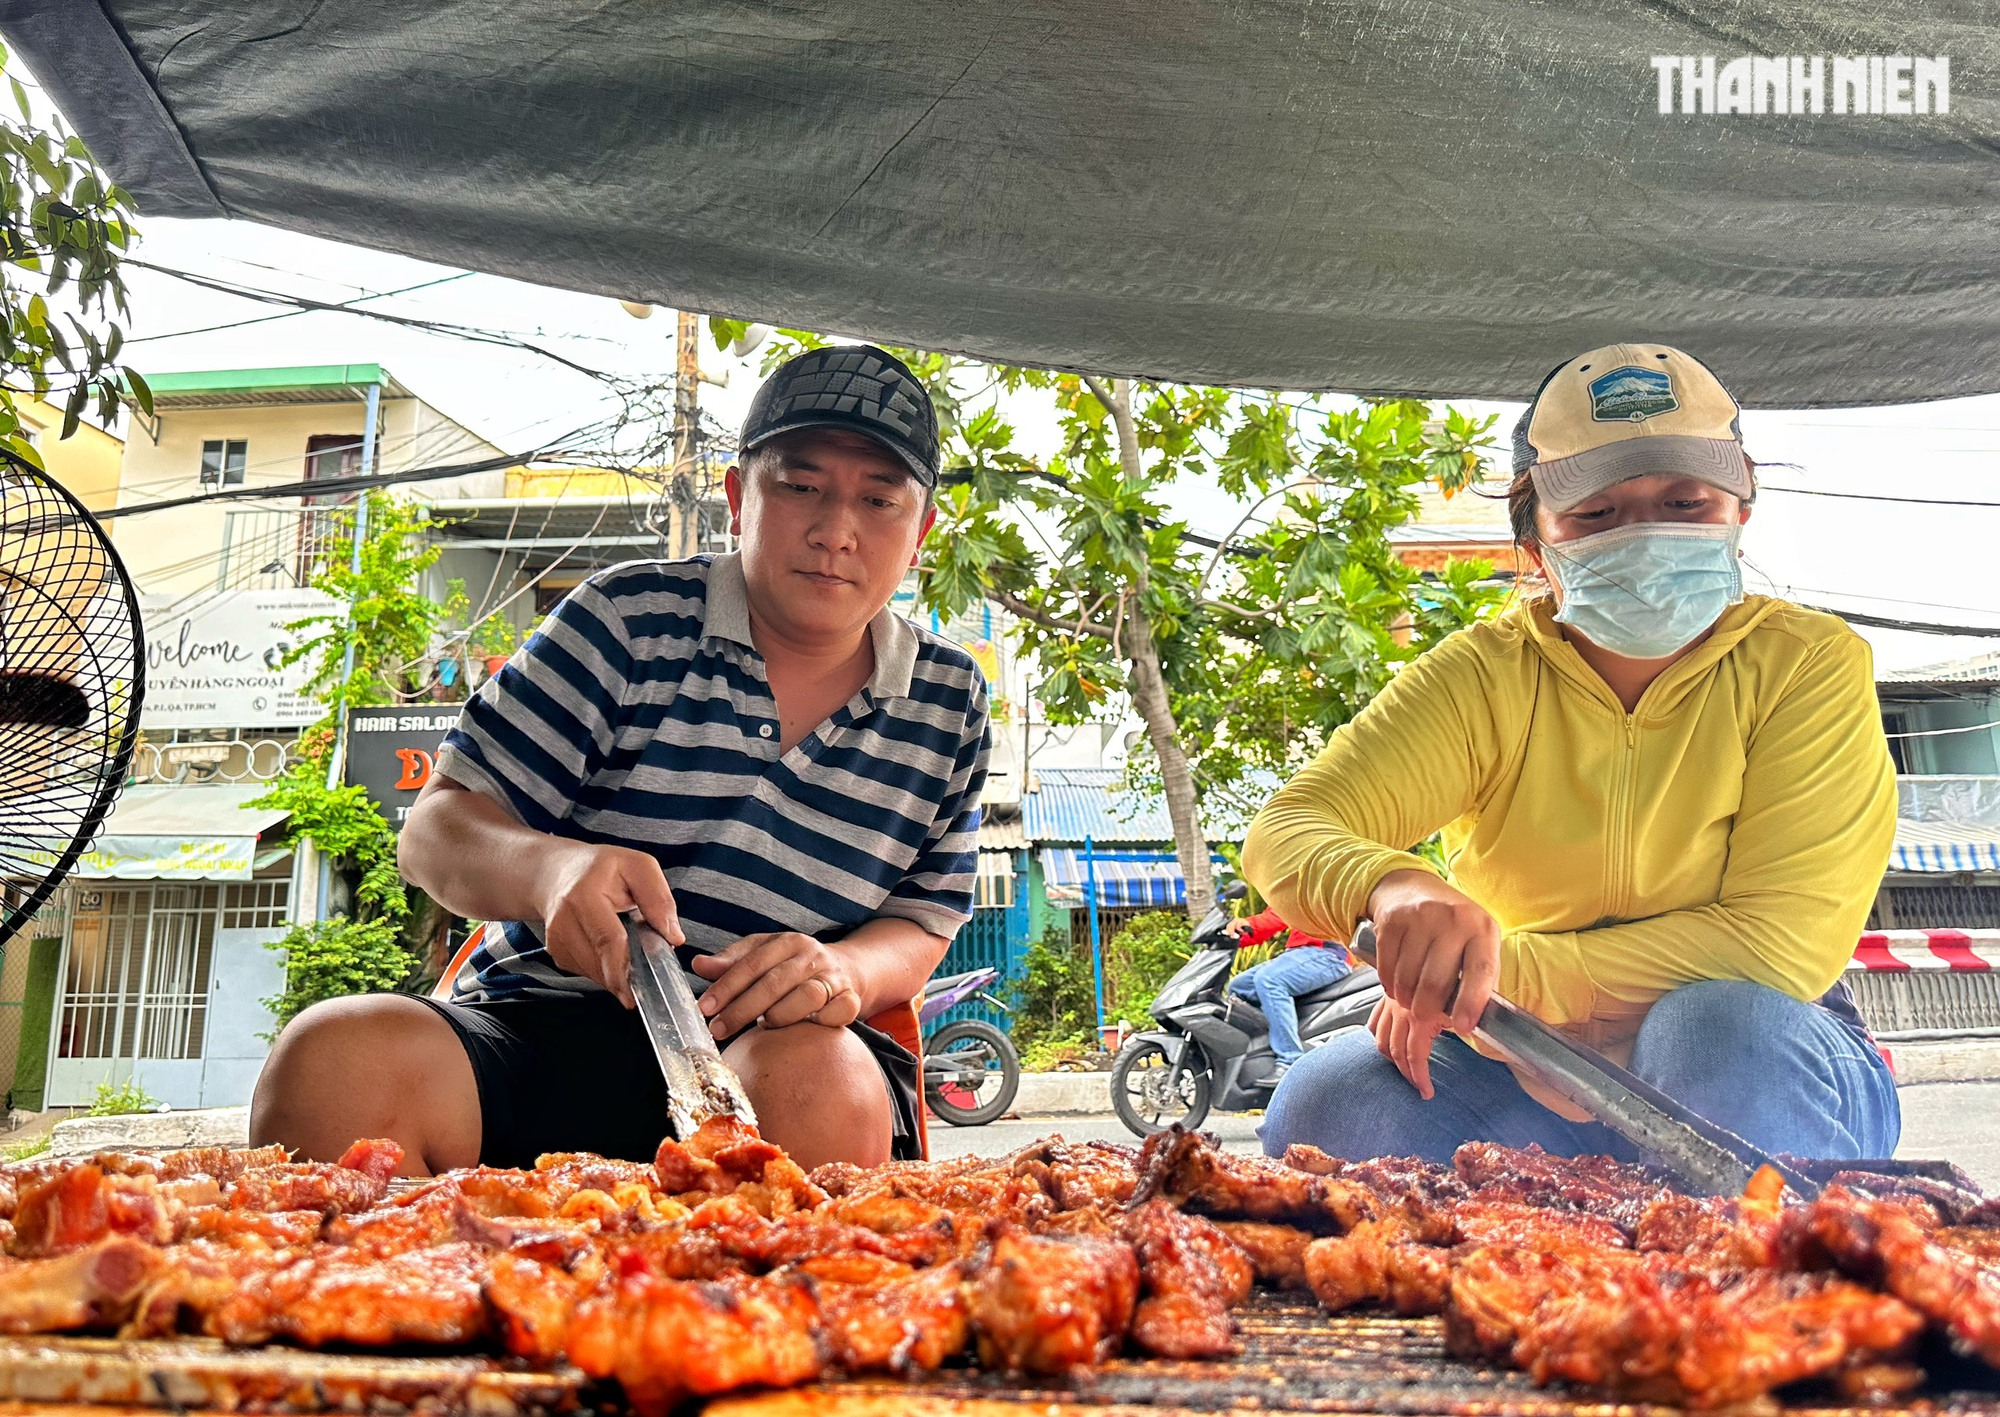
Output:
(0, 458), (146, 953)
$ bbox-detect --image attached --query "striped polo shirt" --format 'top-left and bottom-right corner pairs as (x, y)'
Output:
(434, 552), (990, 1003)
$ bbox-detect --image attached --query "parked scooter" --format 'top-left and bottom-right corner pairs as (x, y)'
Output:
(1110, 881), (1383, 1136)
(921, 966), (1022, 1127)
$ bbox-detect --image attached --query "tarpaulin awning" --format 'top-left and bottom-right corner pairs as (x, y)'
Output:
(1040, 848), (1189, 911)
(9, 2), (1999, 404)
(65, 785), (290, 882)
(1891, 821), (2000, 874)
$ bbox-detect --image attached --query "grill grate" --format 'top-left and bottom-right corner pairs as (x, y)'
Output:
(714, 1292), (2000, 1417)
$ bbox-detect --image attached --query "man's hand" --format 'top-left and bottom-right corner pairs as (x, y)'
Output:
(1225, 918), (1251, 939)
(1365, 869), (1502, 1037)
(531, 840), (683, 1009)
(1369, 996), (1444, 1099)
(690, 933), (862, 1039)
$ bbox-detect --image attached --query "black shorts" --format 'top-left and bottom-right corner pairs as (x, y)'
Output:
(415, 990), (922, 1169)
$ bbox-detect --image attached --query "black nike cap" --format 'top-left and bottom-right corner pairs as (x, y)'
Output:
(738, 344), (941, 488)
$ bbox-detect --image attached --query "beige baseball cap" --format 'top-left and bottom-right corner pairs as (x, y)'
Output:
(1512, 343), (1752, 514)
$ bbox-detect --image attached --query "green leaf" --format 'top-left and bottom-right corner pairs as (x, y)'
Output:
(10, 77), (29, 124)
(706, 315), (752, 351)
(123, 366), (152, 416)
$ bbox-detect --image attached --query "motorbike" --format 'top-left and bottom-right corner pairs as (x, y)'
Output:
(1110, 881), (1383, 1136)
(920, 965), (1022, 1127)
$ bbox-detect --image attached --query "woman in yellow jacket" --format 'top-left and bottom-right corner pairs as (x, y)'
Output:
(1244, 343), (1899, 1164)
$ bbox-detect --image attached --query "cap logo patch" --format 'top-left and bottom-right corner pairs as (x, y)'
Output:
(1588, 365), (1678, 423)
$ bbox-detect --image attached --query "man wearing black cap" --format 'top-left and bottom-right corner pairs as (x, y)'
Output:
(252, 346), (990, 1174)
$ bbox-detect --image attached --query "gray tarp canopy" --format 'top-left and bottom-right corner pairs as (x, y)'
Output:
(7, 0), (1996, 404)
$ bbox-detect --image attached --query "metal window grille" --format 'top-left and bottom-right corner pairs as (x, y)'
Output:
(216, 507), (341, 590)
(1867, 884), (2000, 930)
(1847, 969), (2000, 1035)
(132, 886), (217, 1062)
(221, 880), (290, 930)
(57, 887), (154, 1063)
(57, 884), (228, 1066)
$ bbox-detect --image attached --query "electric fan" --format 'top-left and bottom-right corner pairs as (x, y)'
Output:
(0, 458), (145, 950)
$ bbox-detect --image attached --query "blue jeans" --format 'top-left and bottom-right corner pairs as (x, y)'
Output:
(1259, 979), (1900, 1163)
(1227, 947), (1353, 1065)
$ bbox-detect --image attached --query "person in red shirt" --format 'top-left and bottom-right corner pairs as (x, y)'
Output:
(1225, 908), (1353, 1073)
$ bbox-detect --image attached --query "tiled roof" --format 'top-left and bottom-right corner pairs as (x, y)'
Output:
(1879, 651), (2000, 686)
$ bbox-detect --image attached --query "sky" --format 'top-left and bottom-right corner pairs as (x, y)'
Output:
(100, 213), (2000, 677)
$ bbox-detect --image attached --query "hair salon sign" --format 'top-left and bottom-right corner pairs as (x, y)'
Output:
(344, 706), (464, 828)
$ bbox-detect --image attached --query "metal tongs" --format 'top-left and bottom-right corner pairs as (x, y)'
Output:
(624, 915), (758, 1140)
(1350, 920), (1819, 1198)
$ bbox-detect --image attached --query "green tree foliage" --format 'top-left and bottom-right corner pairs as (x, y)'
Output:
(719, 321), (1507, 921)
(1008, 912), (1198, 1062)
(260, 918), (413, 1034)
(252, 491), (454, 1028)
(282, 493), (451, 713)
(1009, 925), (1098, 1059)
(0, 44), (149, 462)
(1102, 910), (1194, 1028)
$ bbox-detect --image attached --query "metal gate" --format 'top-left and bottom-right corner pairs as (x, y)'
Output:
(49, 881), (286, 1109)
(930, 894), (1030, 1033)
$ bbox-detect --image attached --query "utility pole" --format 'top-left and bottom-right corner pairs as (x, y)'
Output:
(670, 311), (701, 559)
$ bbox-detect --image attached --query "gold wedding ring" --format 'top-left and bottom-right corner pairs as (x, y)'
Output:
(808, 975), (835, 1019)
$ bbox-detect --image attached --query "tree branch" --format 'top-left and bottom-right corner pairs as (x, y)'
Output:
(991, 590), (1116, 641)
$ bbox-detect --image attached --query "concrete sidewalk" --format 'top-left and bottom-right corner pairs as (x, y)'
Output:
(35, 1038), (2000, 1161)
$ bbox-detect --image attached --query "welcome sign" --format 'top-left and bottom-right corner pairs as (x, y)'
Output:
(140, 589), (344, 729)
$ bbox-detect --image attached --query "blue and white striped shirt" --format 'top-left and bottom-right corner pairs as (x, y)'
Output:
(434, 553), (990, 1002)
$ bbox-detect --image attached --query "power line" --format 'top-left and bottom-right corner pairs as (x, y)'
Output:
(1797, 603), (2000, 639)
(93, 446), (584, 520)
(1885, 718), (2000, 739)
(1763, 484), (2000, 509)
(126, 272), (477, 344)
(125, 260), (616, 381)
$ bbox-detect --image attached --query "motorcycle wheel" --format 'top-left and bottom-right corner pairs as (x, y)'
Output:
(1110, 1039), (1212, 1137)
(923, 1020), (1021, 1126)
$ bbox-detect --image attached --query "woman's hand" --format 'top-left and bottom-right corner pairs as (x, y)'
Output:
(1369, 996), (1444, 1099)
(690, 933), (863, 1038)
(1365, 869), (1502, 1037)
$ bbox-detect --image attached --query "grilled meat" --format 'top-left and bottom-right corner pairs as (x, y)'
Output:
(0, 1117), (1992, 1416)
(1215, 1221), (1314, 1290)
(1119, 1199), (1253, 1358)
(0, 1236), (164, 1333)
(1136, 1126), (1380, 1231)
(968, 1225), (1139, 1372)
(1305, 1220), (1452, 1315)
(1784, 1191), (2000, 1368)
(567, 1267), (825, 1417)
(1453, 1142), (1668, 1231)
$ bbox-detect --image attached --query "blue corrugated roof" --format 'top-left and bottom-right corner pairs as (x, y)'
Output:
(1021, 766), (1274, 844)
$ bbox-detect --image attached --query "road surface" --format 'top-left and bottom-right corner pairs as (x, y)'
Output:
(930, 1079), (2000, 1191)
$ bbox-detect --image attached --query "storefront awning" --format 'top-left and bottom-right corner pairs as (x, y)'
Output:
(974, 851), (1017, 911)
(1891, 821), (2000, 874)
(1040, 848), (1191, 911)
(68, 785), (291, 882)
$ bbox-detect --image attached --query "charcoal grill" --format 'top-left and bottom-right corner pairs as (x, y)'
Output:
(712, 1291), (2000, 1417)
(7, 1289), (1990, 1417)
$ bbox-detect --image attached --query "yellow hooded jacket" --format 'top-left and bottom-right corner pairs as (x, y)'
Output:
(1243, 594), (1896, 1059)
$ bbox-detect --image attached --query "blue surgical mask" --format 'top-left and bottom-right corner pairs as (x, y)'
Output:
(1544, 522), (1744, 659)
